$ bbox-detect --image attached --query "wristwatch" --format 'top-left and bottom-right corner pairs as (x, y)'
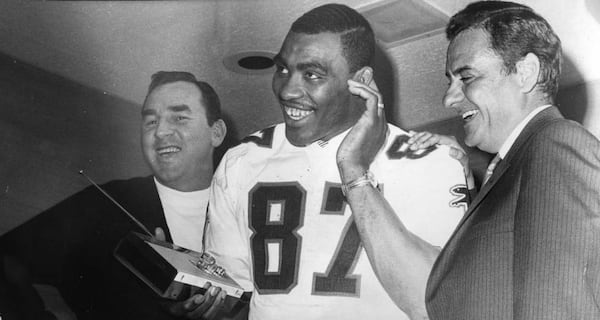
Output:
(341, 170), (378, 196)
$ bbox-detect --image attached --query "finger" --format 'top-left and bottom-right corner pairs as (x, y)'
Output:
(436, 135), (461, 149)
(367, 79), (385, 116)
(186, 286), (220, 318)
(181, 292), (203, 311)
(448, 147), (465, 160)
(183, 294), (208, 318)
(368, 77), (380, 91)
(407, 131), (432, 144)
(409, 132), (438, 149)
(347, 78), (386, 120)
(448, 147), (470, 175)
(347, 79), (383, 117)
(180, 283), (211, 312)
(165, 287), (196, 315)
(349, 78), (380, 96)
(414, 132), (434, 145)
(347, 80), (380, 108)
(154, 227), (166, 241)
(203, 290), (227, 320)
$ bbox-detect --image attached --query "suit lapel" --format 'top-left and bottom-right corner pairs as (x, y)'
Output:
(456, 107), (562, 229)
(428, 107), (564, 292)
(454, 159), (510, 229)
(135, 176), (173, 243)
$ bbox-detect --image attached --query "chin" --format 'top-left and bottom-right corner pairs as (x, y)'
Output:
(287, 134), (313, 146)
(285, 127), (312, 146)
(287, 136), (310, 146)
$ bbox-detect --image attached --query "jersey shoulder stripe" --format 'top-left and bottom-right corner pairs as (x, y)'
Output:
(213, 123), (286, 190)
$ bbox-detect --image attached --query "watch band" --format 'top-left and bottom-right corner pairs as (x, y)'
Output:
(341, 171), (378, 196)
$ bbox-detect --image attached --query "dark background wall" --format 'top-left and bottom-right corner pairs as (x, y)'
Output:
(0, 53), (149, 235)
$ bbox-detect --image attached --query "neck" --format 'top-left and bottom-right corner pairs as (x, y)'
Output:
(157, 169), (213, 192)
(523, 90), (552, 112)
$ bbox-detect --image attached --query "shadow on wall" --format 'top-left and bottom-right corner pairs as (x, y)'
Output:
(372, 43), (396, 124)
(556, 55), (588, 124)
(587, 0), (600, 25)
(0, 53), (149, 235)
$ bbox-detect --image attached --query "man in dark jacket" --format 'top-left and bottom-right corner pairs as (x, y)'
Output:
(0, 71), (229, 319)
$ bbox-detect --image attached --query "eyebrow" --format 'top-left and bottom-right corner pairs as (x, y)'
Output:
(168, 105), (192, 113)
(446, 66), (472, 78)
(273, 54), (327, 73)
(297, 61), (327, 73)
(141, 104), (191, 116)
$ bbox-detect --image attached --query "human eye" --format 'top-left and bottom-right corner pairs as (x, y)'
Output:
(305, 71), (322, 80)
(275, 64), (289, 75)
(143, 116), (157, 127)
(175, 115), (190, 122)
(459, 73), (475, 83)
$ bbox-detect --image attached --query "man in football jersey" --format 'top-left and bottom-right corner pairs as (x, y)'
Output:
(204, 3), (467, 320)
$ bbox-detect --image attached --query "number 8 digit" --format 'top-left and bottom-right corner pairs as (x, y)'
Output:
(249, 183), (306, 294)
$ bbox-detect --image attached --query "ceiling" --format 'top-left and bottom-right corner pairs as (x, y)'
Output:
(0, 0), (598, 139)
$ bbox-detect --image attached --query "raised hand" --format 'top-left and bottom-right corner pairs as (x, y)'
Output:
(337, 78), (388, 183)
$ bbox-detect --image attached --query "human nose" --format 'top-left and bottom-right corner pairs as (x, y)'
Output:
(443, 81), (464, 109)
(277, 75), (303, 101)
(155, 118), (174, 138)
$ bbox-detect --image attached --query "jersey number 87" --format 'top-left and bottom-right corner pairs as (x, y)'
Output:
(249, 182), (362, 297)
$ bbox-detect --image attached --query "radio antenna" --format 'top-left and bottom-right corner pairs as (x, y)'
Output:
(79, 170), (153, 236)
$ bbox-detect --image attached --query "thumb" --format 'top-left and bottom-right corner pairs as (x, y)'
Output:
(154, 227), (166, 241)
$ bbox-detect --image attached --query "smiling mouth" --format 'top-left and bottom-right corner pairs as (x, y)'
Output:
(156, 146), (181, 156)
(284, 106), (314, 121)
(461, 110), (479, 122)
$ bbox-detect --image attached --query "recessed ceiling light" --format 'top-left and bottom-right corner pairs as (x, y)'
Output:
(223, 51), (275, 75)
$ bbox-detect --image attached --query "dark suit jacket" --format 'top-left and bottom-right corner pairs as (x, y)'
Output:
(426, 107), (600, 319)
(0, 176), (179, 320)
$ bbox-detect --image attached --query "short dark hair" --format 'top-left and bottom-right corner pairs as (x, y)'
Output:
(144, 71), (222, 125)
(290, 3), (375, 72)
(447, 1), (562, 100)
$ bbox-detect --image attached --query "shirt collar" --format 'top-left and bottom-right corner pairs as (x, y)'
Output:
(153, 177), (208, 203)
(497, 104), (552, 159)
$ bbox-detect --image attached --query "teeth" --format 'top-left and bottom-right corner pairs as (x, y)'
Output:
(285, 106), (313, 121)
(157, 146), (180, 155)
(462, 110), (478, 120)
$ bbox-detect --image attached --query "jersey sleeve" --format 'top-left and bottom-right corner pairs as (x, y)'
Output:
(205, 149), (254, 291)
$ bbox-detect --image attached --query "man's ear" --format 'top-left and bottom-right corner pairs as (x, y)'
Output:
(210, 119), (227, 147)
(516, 53), (541, 94)
(352, 66), (374, 85)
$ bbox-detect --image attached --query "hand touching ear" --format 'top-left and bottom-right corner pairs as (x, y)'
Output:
(337, 78), (388, 183)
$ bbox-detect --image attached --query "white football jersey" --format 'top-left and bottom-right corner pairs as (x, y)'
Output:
(206, 123), (467, 320)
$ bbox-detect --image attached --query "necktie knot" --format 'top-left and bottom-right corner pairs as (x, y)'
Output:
(482, 154), (502, 186)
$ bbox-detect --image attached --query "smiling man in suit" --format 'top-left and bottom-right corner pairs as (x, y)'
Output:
(340, 1), (600, 319)
(422, 1), (600, 319)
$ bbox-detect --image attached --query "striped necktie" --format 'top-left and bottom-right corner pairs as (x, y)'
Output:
(482, 154), (502, 186)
